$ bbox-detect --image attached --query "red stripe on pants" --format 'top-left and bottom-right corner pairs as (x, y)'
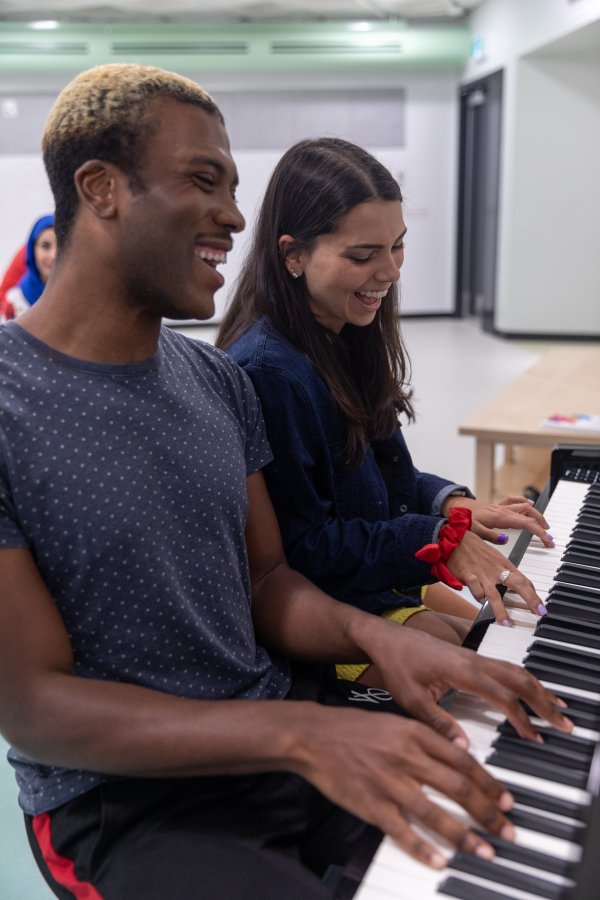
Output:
(32, 813), (105, 900)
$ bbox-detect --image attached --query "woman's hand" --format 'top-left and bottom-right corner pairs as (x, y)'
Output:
(442, 494), (554, 548)
(445, 530), (547, 625)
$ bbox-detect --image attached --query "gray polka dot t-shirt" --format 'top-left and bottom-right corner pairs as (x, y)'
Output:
(0, 321), (290, 815)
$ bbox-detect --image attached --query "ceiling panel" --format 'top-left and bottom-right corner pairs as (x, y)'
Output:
(0, 0), (486, 23)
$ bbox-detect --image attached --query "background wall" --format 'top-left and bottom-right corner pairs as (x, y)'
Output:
(465, 0), (600, 336)
(0, 68), (461, 321)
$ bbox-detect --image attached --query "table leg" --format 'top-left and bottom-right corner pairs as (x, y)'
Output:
(475, 440), (494, 503)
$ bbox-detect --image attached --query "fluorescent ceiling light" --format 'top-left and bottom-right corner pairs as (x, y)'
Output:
(29, 20), (60, 29)
(348, 22), (372, 31)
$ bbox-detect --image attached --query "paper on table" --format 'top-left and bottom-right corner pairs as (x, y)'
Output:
(539, 413), (600, 434)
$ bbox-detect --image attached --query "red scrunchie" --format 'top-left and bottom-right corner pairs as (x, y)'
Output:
(415, 507), (472, 590)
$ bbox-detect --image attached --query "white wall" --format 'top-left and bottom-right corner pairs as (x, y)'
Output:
(209, 72), (460, 322)
(465, 0), (600, 335)
(0, 155), (54, 274)
(501, 56), (600, 334)
(0, 69), (461, 321)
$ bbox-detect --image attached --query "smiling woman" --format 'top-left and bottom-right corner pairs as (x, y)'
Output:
(218, 137), (557, 667)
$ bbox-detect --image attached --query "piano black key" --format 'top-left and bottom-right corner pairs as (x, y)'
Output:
(534, 616), (600, 650)
(492, 735), (592, 770)
(560, 554), (600, 572)
(473, 832), (577, 878)
(439, 876), (520, 900)
(527, 640), (600, 668)
(486, 749), (589, 788)
(570, 527), (600, 544)
(447, 852), (570, 900)
(546, 602), (600, 625)
(569, 525), (600, 544)
(546, 587), (600, 607)
(525, 659), (600, 691)
(506, 807), (586, 843)
(499, 782), (587, 821)
(496, 721), (595, 756)
(555, 567), (600, 591)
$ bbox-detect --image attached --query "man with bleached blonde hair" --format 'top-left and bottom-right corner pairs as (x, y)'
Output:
(0, 63), (569, 900)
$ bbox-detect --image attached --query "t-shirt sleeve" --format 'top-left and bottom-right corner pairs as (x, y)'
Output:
(238, 368), (274, 477)
(0, 453), (27, 549)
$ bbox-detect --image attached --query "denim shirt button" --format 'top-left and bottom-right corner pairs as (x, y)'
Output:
(393, 455), (399, 462)
(400, 504), (408, 513)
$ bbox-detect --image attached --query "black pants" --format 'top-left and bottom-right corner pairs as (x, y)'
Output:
(25, 664), (407, 900)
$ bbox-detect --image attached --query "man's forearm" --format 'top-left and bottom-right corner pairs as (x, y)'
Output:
(7, 671), (327, 779)
(251, 563), (392, 664)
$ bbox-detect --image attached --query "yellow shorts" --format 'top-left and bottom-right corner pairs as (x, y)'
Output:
(335, 586), (430, 682)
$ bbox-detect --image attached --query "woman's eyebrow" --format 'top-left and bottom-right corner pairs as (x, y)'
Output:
(346, 227), (408, 250)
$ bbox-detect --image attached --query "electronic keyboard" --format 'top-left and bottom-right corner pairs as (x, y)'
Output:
(341, 444), (600, 900)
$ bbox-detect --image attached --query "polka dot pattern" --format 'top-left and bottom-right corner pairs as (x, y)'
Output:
(0, 321), (289, 815)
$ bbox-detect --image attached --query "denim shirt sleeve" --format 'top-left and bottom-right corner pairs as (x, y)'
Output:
(246, 368), (443, 596)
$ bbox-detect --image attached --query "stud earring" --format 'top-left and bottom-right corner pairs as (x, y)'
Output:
(290, 268), (299, 279)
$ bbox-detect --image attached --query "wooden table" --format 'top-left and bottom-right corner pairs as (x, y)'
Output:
(459, 346), (600, 502)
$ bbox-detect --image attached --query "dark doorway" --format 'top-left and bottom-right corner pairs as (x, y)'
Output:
(455, 70), (503, 333)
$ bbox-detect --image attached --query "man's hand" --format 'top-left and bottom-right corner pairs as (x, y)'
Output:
(442, 494), (553, 548)
(354, 616), (572, 748)
(296, 704), (514, 869)
(445, 530), (547, 626)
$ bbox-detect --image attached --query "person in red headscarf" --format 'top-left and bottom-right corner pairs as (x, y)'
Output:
(0, 245), (27, 319)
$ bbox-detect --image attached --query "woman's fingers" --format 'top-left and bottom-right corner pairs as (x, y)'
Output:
(472, 509), (553, 547)
(501, 567), (547, 617)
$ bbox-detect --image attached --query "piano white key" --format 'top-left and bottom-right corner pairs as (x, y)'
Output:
(355, 481), (596, 900)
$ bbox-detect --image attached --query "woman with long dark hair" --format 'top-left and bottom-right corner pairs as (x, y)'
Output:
(218, 138), (552, 686)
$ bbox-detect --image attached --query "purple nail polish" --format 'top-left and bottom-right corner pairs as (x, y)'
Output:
(546, 533), (553, 540)
(502, 619), (512, 628)
(498, 534), (508, 544)
(544, 521), (550, 528)
(538, 603), (548, 616)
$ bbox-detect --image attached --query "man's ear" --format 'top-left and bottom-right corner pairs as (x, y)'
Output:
(74, 160), (125, 221)
(278, 234), (304, 277)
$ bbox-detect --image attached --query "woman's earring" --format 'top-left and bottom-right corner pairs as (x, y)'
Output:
(290, 268), (299, 279)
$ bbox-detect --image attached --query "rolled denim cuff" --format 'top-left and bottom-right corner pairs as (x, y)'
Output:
(431, 517), (448, 544)
(431, 483), (475, 517)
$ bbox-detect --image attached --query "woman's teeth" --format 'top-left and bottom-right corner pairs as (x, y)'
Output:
(196, 249), (227, 266)
(359, 289), (388, 299)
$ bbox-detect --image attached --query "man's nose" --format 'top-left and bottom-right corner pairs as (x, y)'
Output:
(215, 197), (245, 234)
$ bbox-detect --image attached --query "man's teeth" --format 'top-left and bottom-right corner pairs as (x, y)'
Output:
(197, 249), (227, 264)
(360, 289), (388, 299)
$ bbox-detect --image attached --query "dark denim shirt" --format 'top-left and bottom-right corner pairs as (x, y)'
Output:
(227, 318), (473, 615)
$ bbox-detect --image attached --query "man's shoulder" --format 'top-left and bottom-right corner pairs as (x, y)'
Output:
(160, 326), (255, 401)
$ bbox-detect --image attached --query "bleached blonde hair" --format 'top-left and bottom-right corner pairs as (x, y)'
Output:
(42, 63), (223, 249)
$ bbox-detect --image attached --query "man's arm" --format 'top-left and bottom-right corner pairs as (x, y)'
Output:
(0, 540), (514, 867)
(0, 471), (569, 869)
(246, 470), (571, 744)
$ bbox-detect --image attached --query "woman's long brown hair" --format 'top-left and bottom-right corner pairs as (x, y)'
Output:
(217, 137), (414, 469)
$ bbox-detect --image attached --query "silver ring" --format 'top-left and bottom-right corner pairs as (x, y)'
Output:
(499, 570), (511, 584)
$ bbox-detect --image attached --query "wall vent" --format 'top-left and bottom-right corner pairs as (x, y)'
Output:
(111, 41), (249, 55)
(270, 41), (402, 55)
(0, 41), (88, 55)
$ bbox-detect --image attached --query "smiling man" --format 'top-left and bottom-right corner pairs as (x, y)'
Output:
(0, 65), (572, 900)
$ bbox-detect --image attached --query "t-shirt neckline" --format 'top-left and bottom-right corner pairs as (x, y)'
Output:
(5, 320), (161, 377)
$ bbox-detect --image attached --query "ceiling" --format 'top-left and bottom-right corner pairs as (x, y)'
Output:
(0, 0), (486, 25)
